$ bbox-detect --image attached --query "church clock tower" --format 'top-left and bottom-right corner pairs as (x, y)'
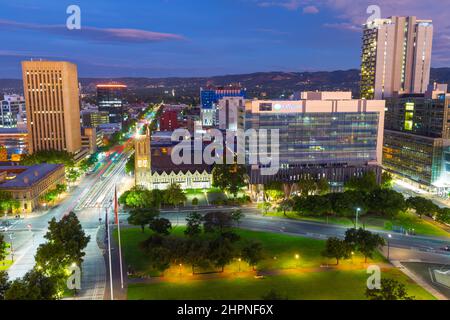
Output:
(134, 126), (151, 189)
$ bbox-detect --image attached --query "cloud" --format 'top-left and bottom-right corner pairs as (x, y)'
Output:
(0, 19), (186, 43)
(323, 22), (361, 32)
(252, 0), (450, 66)
(257, 0), (303, 11)
(303, 5), (319, 14)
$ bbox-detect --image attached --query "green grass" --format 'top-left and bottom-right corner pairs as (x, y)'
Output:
(127, 268), (435, 300)
(266, 211), (450, 238)
(116, 227), (386, 277)
(119, 227), (434, 300)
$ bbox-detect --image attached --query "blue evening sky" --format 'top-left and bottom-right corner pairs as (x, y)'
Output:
(0, 0), (448, 78)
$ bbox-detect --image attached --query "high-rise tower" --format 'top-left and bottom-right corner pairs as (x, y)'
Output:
(134, 126), (151, 188)
(22, 61), (82, 154)
(360, 16), (433, 100)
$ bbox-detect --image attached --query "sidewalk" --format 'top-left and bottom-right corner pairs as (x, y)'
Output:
(391, 260), (448, 300)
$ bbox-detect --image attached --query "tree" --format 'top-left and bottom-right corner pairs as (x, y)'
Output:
(125, 153), (135, 175)
(140, 235), (172, 276)
(262, 289), (288, 300)
(277, 198), (293, 217)
(381, 172), (394, 189)
(209, 236), (235, 273)
(119, 186), (160, 209)
(264, 182), (284, 202)
(0, 271), (9, 300)
(436, 208), (450, 224)
(149, 218), (172, 235)
(294, 195), (332, 216)
(66, 168), (81, 184)
(261, 201), (271, 216)
(297, 179), (318, 197)
(185, 212), (203, 238)
(231, 209), (245, 227)
(5, 269), (59, 300)
(164, 183), (187, 207)
(316, 178), (330, 195)
(203, 212), (233, 233)
(241, 241), (264, 271)
(128, 208), (159, 232)
(366, 278), (414, 300)
(322, 237), (352, 265)
(185, 238), (211, 274)
(345, 171), (379, 192)
(368, 189), (406, 218)
(329, 191), (367, 217)
(345, 228), (385, 263)
(406, 197), (439, 219)
(0, 191), (20, 215)
(21, 150), (75, 168)
(35, 212), (90, 278)
(212, 164), (247, 198)
(0, 234), (7, 262)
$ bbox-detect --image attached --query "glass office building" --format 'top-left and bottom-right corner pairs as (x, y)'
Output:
(97, 84), (127, 125)
(383, 87), (450, 191)
(244, 93), (385, 188)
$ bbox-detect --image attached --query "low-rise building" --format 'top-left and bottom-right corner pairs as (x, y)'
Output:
(0, 164), (66, 214)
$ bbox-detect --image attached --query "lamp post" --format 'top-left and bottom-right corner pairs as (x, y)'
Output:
(238, 258), (241, 273)
(295, 254), (300, 268)
(387, 234), (392, 261)
(355, 208), (361, 228)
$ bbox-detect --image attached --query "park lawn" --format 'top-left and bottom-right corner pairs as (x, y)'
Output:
(127, 268), (434, 300)
(116, 227), (385, 277)
(267, 211), (449, 238)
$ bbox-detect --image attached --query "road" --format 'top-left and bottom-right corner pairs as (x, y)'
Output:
(3, 146), (132, 300)
(159, 208), (450, 263)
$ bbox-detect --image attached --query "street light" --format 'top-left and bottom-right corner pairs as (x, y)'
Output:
(355, 208), (361, 228)
(387, 234), (392, 261)
(179, 263), (183, 276)
(295, 254), (300, 268)
(238, 258), (242, 272)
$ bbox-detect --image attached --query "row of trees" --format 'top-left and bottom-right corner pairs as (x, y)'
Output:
(134, 210), (260, 276)
(39, 184), (67, 205)
(322, 228), (385, 264)
(294, 188), (406, 218)
(119, 184), (187, 209)
(0, 212), (90, 300)
(0, 191), (20, 214)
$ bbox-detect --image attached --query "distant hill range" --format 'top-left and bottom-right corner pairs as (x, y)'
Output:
(2, 68), (450, 100)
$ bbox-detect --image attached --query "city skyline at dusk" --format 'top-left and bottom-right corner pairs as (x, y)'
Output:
(1, 0), (450, 78)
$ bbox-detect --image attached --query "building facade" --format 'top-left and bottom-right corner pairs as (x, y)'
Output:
(22, 61), (82, 154)
(245, 92), (385, 191)
(200, 86), (246, 127)
(134, 128), (212, 190)
(81, 110), (110, 128)
(361, 16), (433, 100)
(97, 84), (127, 125)
(383, 86), (450, 191)
(1, 95), (26, 128)
(217, 96), (245, 131)
(0, 164), (66, 214)
(0, 128), (28, 160)
(159, 110), (180, 131)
